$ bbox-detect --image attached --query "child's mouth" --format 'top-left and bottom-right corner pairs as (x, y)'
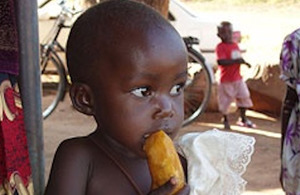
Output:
(143, 130), (172, 140)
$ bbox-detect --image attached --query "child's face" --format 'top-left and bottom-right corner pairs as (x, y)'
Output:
(92, 30), (187, 157)
(218, 24), (233, 43)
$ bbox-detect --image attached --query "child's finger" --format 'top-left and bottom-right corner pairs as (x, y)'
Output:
(148, 177), (177, 195)
(174, 184), (190, 195)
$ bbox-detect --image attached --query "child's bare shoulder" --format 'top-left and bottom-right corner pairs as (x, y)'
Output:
(56, 136), (94, 158)
(54, 135), (110, 164)
(50, 136), (99, 177)
(46, 135), (113, 194)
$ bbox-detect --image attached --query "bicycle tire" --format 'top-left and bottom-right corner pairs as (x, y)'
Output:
(183, 47), (212, 127)
(40, 50), (67, 119)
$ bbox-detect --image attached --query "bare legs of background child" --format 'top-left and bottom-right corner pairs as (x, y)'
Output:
(222, 107), (256, 130)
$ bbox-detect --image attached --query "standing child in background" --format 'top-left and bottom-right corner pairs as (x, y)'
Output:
(216, 21), (256, 130)
(44, 1), (255, 194)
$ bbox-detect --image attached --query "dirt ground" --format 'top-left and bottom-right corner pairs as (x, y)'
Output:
(43, 95), (284, 195)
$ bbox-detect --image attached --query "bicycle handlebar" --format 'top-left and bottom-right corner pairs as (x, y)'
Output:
(38, 0), (53, 8)
(39, 0), (82, 18)
(40, 0), (82, 45)
(59, 0), (82, 16)
(183, 36), (200, 46)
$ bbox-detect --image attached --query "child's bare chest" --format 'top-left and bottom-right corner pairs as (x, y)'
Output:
(86, 142), (152, 195)
(87, 166), (151, 194)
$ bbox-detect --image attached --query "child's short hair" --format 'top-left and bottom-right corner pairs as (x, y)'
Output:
(66, 0), (175, 86)
(217, 21), (232, 32)
(217, 21), (232, 38)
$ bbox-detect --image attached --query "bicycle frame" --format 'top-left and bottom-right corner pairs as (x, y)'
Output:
(39, 0), (80, 119)
(182, 36), (213, 126)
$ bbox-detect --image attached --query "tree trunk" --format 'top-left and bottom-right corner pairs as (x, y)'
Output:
(136, 0), (169, 18)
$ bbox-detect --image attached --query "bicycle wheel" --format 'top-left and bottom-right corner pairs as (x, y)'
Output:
(183, 47), (212, 127)
(40, 51), (67, 119)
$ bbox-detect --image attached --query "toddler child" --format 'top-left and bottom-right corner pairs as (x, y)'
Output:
(216, 21), (256, 130)
(45, 2), (255, 195)
(44, 1), (189, 194)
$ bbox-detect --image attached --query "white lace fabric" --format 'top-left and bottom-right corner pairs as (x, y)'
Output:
(176, 129), (255, 195)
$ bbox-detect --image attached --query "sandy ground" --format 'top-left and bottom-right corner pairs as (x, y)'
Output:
(40, 1), (300, 194)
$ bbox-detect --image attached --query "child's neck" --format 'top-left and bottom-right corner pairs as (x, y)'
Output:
(89, 130), (150, 195)
(223, 40), (233, 44)
(92, 129), (143, 160)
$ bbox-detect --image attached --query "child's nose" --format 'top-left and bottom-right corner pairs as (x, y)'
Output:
(153, 95), (174, 119)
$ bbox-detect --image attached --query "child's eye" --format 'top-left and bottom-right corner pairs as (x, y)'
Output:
(131, 87), (153, 97)
(170, 83), (185, 96)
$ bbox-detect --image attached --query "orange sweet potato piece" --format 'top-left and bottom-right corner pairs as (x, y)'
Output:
(144, 130), (185, 195)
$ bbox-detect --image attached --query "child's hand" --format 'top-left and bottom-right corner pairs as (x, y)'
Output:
(147, 177), (190, 195)
(239, 58), (251, 68)
(244, 62), (251, 68)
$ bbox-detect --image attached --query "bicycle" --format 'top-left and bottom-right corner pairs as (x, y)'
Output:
(182, 36), (212, 127)
(39, 1), (212, 124)
(39, 0), (81, 119)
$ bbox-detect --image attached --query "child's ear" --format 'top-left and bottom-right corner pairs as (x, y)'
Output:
(69, 83), (94, 115)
